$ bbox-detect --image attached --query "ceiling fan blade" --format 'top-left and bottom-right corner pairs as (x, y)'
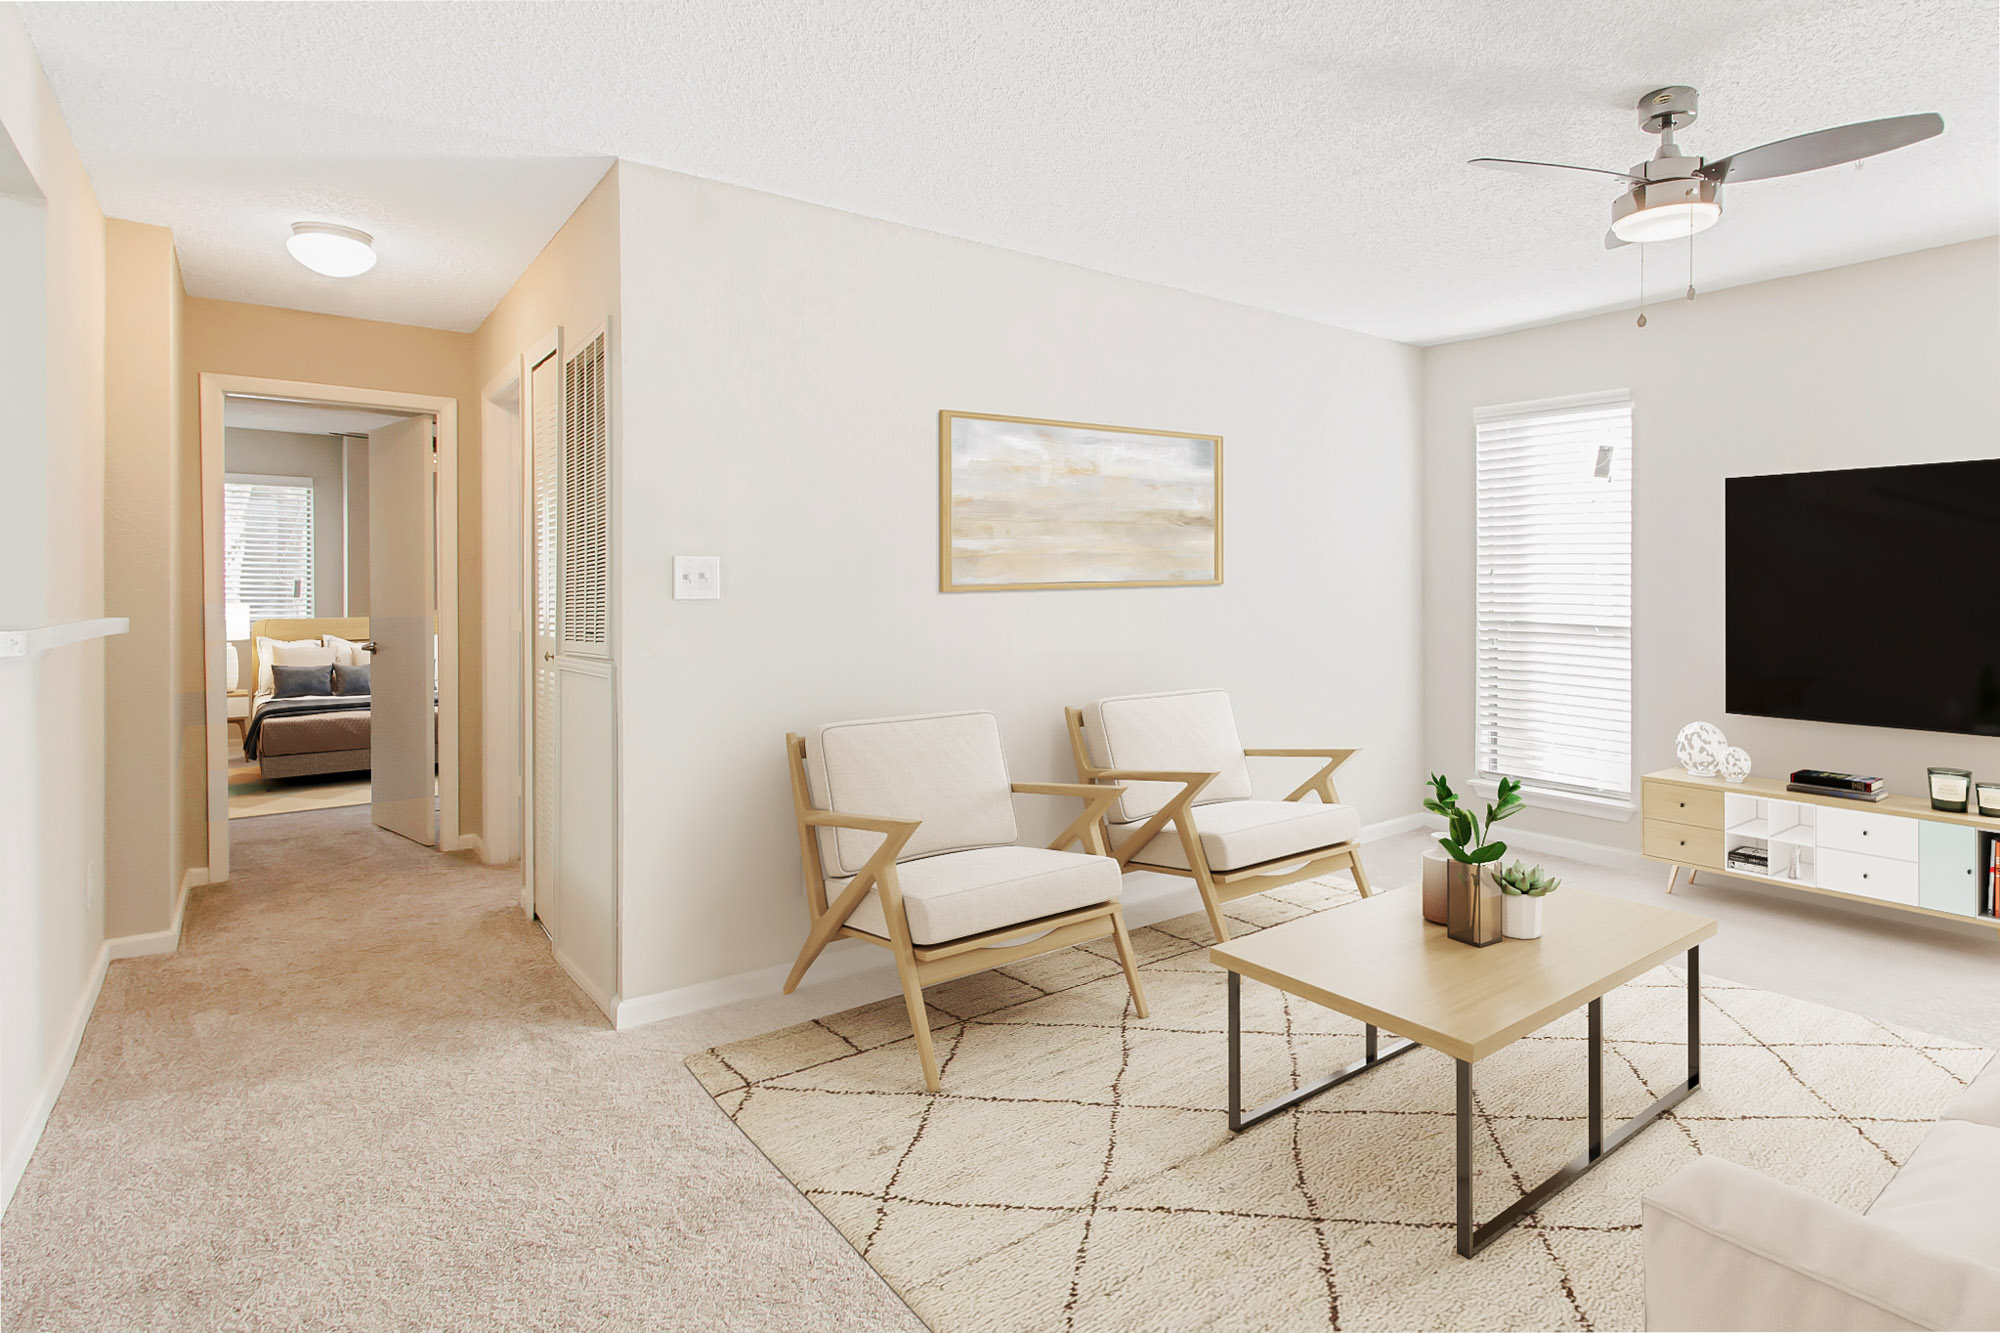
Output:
(1604, 229), (1629, 250)
(1697, 113), (1943, 184)
(1470, 157), (1647, 185)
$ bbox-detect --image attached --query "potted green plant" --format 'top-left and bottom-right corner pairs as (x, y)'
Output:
(1423, 773), (1524, 947)
(1495, 859), (1561, 939)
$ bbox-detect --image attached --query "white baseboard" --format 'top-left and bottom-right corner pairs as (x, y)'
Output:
(106, 865), (207, 961)
(2, 941), (110, 1213)
(553, 944), (617, 1025)
(442, 832), (482, 856)
(611, 809), (1437, 1032)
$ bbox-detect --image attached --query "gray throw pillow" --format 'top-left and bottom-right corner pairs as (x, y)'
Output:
(332, 664), (371, 696)
(271, 664), (334, 698)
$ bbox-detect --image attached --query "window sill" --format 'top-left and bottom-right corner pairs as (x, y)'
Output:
(1471, 777), (1634, 823)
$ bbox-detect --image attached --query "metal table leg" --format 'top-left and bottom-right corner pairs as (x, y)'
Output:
(1454, 947), (1703, 1257)
(1226, 971), (1420, 1133)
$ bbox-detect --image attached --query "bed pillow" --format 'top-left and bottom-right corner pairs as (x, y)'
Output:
(255, 637), (335, 695)
(270, 664), (334, 699)
(325, 634), (373, 667)
(331, 664), (371, 697)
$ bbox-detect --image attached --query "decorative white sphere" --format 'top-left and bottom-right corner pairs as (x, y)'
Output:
(1676, 722), (1728, 776)
(1718, 746), (1752, 784)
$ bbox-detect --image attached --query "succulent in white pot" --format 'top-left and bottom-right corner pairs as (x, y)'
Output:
(1495, 859), (1561, 940)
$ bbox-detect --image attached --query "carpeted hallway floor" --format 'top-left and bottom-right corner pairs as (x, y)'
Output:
(0, 805), (922, 1331)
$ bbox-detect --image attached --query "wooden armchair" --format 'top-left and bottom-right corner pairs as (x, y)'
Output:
(784, 709), (1148, 1092)
(1065, 689), (1372, 943)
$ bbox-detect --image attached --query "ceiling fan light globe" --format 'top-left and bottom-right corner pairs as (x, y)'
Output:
(1610, 199), (1722, 243)
(286, 222), (377, 278)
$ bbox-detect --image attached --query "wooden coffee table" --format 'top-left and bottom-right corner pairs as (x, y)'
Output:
(1209, 884), (1716, 1257)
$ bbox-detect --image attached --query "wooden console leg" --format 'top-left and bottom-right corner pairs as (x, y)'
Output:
(1665, 864), (1681, 895)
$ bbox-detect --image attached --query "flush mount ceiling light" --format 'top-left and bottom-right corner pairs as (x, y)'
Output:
(286, 221), (376, 277)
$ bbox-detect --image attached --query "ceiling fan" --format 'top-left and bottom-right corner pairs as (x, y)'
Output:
(1471, 86), (1944, 248)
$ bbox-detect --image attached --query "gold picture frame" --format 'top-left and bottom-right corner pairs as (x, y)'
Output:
(939, 410), (1224, 592)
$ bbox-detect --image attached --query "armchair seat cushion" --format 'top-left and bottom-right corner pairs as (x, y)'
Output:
(1125, 798), (1360, 873)
(1863, 1119), (2000, 1269)
(833, 846), (1122, 946)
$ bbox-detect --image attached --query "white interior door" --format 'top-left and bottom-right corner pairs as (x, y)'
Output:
(528, 352), (560, 931)
(368, 413), (437, 845)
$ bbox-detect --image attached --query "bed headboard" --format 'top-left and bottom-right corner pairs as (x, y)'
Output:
(248, 616), (370, 694)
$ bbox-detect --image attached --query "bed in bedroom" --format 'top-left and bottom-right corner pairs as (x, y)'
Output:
(245, 616), (377, 779)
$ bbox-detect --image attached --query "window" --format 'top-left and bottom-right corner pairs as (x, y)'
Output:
(1474, 391), (1632, 807)
(224, 474), (315, 619)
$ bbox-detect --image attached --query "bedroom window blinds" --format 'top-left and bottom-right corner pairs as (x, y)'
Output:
(560, 327), (610, 656)
(224, 475), (315, 619)
(1473, 391), (1633, 805)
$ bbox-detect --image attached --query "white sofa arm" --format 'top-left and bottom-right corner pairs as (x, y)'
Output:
(1643, 1157), (2000, 1331)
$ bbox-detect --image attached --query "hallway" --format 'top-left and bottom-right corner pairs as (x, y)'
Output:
(1, 808), (916, 1330)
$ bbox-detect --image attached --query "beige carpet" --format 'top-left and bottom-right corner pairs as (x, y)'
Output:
(227, 772), (372, 818)
(689, 876), (1993, 1332)
(1, 805), (921, 1331)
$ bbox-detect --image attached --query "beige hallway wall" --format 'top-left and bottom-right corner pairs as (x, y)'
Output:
(180, 300), (485, 856)
(0, 9), (110, 1206)
(103, 218), (186, 938)
(1421, 238), (2000, 855)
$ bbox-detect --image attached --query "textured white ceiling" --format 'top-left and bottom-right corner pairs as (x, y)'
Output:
(22, 0), (1998, 342)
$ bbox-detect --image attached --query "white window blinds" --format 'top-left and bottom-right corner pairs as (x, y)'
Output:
(224, 475), (315, 620)
(1474, 392), (1633, 803)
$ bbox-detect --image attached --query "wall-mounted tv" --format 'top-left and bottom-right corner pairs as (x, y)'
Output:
(1726, 459), (2000, 737)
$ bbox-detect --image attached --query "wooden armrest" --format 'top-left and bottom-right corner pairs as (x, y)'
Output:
(1083, 768), (1219, 788)
(800, 810), (923, 837)
(1244, 747), (1358, 762)
(1012, 781), (1122, 800)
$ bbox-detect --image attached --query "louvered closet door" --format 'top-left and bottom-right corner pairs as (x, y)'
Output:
(561, 329), (609, 657)
(529, 351), (561, 933)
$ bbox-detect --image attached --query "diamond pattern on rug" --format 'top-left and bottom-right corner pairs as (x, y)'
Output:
(689, 876), (1992, 1331)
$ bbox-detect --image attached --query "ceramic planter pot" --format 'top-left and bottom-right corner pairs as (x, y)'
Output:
(1421, 847), (1451, 925)
(1501, 893), (1544, 940)
(1445, 860), (1501, 947)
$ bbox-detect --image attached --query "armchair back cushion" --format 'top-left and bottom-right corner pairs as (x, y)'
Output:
(804, 710), (1020, 877)
(1084, 689), (1253, 824)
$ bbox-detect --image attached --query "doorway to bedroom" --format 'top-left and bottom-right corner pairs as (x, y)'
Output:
(222, 397), (409, 821)
(201, 376), (464, 882)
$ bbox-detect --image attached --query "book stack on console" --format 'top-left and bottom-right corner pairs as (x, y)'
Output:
(1787, 769), (1889, 802)
(1726, 844), (1770, 874)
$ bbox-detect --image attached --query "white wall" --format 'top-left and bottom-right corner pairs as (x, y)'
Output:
(1, 10), (110, 1209)
(1422, 238), (2000, 852)
(613, 163), (1425, 1001)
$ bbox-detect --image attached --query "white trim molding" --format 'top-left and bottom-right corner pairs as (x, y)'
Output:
(1471, 777), (1635, 823)
(2, 943), (110, 1211)
(609, 810), (1435, 1032)
(0, 618), (128, 658)
(106, 866), (207, 960)
(199, 375), (461, 881)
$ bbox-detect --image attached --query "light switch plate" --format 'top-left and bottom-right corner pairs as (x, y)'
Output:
(674, 555), (721, 600)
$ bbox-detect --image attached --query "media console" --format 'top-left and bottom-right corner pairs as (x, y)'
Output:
(1641, 769), (2000, 938)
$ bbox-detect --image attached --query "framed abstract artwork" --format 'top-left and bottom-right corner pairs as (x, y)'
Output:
(939, 411), (1223, 592)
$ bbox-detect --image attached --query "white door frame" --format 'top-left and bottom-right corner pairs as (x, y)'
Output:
(200, 373), (461, 883)
(518, 328), (561, 920)
(479, 363), (524, 868)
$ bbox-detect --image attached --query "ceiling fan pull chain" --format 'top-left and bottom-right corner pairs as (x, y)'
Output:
(1637, 242), (1647, 327)
(1686, 213), (1697, 301)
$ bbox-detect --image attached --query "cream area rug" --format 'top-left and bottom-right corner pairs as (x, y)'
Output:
(688, 876), (1992, 1332)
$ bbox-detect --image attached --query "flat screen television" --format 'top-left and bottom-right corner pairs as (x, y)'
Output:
(1726, 458), (2000, 737)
